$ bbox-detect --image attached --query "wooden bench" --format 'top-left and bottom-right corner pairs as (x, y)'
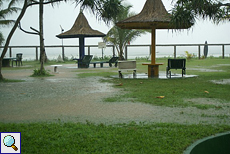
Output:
(106, 57), (118, 67)
(118, 61), (136, 78)
(166, 59), (186, 78)
(90, 61), (104, 68)
(89, 57), (119, 68)
(73, 55), (93, 68)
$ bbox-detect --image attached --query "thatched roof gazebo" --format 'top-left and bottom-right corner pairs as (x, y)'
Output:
(56, 11), (106, 68)
(116, 0), (191, 77)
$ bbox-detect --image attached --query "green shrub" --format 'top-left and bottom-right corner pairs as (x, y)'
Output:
(31, 69), (52, 77)
(93, 55), (112, 61)
(185, 51), (193, 60)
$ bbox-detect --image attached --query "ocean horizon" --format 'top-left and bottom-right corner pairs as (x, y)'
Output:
(1, 44), (230, 60)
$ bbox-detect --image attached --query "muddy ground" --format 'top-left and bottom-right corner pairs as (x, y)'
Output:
(0, 64), (229, 125)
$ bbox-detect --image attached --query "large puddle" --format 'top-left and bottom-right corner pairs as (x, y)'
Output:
(1, 65), (229, 125)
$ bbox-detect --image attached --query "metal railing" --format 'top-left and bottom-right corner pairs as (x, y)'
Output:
(1, 43), (230, 60)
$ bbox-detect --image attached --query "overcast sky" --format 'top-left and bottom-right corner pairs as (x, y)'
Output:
(1, 0), (230, 47)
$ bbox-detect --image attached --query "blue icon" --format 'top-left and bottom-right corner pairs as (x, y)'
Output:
(3, 135), (18, 151)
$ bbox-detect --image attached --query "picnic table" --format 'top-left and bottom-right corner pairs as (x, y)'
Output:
(2, 58), (16, 67)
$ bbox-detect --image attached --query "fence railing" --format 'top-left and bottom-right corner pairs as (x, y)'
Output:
(1, 43), (230, 60)
(124, 43), (230, 59)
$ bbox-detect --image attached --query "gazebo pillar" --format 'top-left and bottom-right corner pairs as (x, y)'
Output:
(143, 28), (163, 78)
(77, 37), (86, 68)
(79, 37), (85, 59)
(151, 28), (156, 64)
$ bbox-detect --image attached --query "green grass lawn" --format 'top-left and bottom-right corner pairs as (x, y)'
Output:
(78, 57), (230, 109)
(1, 57), (230, 153)
(1, 122), (230, 154)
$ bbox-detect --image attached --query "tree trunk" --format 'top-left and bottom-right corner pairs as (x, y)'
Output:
(0, 59), (3, 80)
(39, 0), (45, 72)
(119, 46), (124, 60)
(0, 0), (28, 80)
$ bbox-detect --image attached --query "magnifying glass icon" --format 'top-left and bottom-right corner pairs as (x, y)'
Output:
(3, 135), (18, 151)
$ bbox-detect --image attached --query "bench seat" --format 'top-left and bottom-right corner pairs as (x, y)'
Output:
(118, 61), (136, 78)
(166, 59), (186, 78)
(90, 61), (104, 68)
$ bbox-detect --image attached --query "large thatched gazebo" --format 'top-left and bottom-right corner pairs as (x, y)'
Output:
(56, 11), (106, 68)
(116, 0), (191, 77)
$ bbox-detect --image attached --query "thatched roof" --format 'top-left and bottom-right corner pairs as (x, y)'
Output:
(56, 12), (106, 39)
(116, 0), (189, 29)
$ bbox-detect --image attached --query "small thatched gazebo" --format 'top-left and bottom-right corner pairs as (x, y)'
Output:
(116, 0), (191, 77)
(56, 11), (106, 68)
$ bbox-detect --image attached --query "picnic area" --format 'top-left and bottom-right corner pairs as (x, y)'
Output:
(0, 57), (230, 153)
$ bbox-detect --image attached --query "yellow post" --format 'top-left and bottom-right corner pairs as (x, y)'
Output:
(151, 28), (156, 64)
(143, 28), (163, 77)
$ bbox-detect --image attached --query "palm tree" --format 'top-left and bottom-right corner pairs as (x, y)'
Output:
(104, 5), (147, 60)
(0, 0), (20, 46)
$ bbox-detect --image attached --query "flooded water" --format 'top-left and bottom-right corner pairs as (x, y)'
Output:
(0, 64), (229, 125)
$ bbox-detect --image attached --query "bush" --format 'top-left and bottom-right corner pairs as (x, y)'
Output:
(31, 69), (52, 77)
(185, 51), (193, 60)
(93, 55), (112, 61)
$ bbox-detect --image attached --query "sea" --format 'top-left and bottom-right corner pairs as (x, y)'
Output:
(1, 44), (230, 60)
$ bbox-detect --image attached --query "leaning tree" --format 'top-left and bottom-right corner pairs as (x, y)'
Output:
(0, 0), (64, 80)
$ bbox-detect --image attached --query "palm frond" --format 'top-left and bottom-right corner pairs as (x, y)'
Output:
(8, 0), (20, 9)
(75, 0), (123, 24)
(0, 3), (20, 20)
(104, 4), (147, 59)
(170, 0), (229, 28)
(0, 20), (15, 27)
(0, 31), (4, 46)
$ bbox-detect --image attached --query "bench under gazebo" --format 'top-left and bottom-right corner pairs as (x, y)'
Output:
(116, 0), (191, 77)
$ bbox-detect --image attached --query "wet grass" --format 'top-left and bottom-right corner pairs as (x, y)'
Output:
(101, 58), (230, 110)
(106, 76), (230, 109)
(73, 58), (230, 109)
(0, 122), (230, 154)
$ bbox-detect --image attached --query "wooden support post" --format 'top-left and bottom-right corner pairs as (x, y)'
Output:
(198, 45), (200, 59)
(62, 46), (65, 61)
(149, 45), (151, 57)
(79, 37), (85, 59)
(36, 47), (38, 61)
(151, 28), (156, 64)
(88, 46), (90, 55)
(9, 47), (12, 57)
(174, 45), (176, 59)
(222, 45), (225, 59)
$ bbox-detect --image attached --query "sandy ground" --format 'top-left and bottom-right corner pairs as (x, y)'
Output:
(0, 64), (230, 125)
